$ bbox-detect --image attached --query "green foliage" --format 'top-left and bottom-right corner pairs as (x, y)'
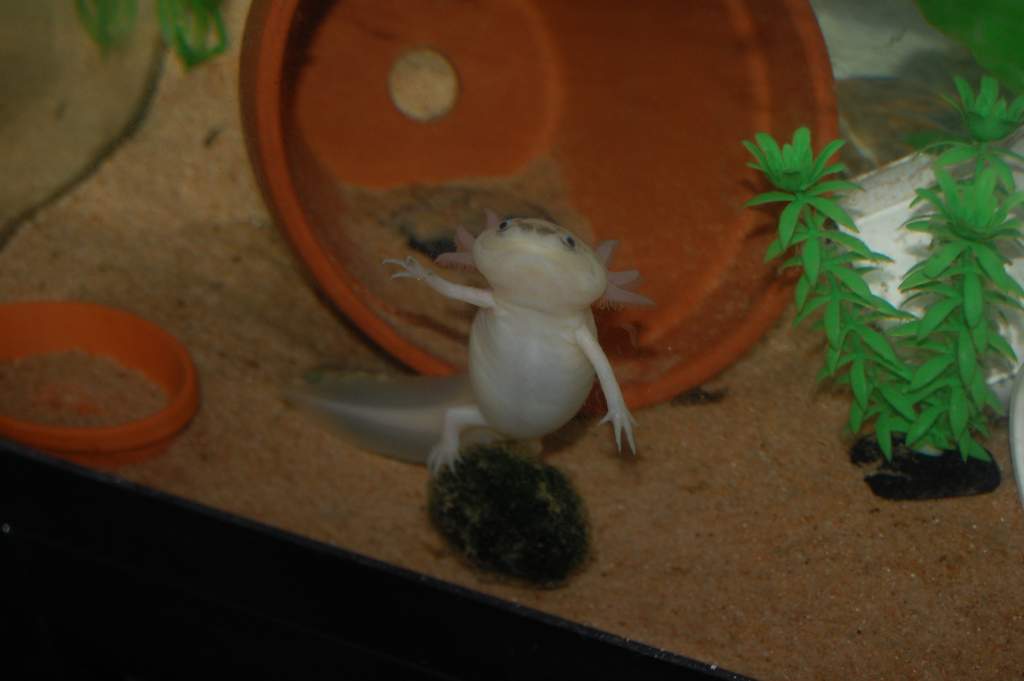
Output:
(156, 0), (228, 69)
(743, 76), (1024, 463)
(75, 0), (227, 68)
(915, 0), (1024, 94)
(921, 77), (1024, 191)
(946, 76), (1024, 143)
(75, 0), (137, 50)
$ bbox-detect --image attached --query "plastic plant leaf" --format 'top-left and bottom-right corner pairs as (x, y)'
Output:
(824, 343), (842, 377)
(873, 296), (911, 320)
(936, 168), (963, 216)
(953, 76), (975, 108)
(958, 432), (992, 462)
(908, 376), (954, 403)
(909, 129), (967, 151)
(848, 398), (866, 433)
(858, 327), (901, 365)
(875, 413), (894, 459)
(957, 328), (977, 385)
(745, 191), (795, 207)
(780, 254), (804, 271)
(157, 0), (228, 68)
(988, 155), (1016, 191)
(1002, 146), (1024, 166)
(906, 403), (945, 448)
(76, 0), (138, 50)
(973, 244), (1024, 296)
(923, 242), (967, 278)
(917, 298), (960, 339)
(828, 232), (890, 261)
(824, 299), (841, 348)
(807, 180), (861, 197)
(749, 134), (783, 173)
(794, 273), (812, 311)
(850, 358), (869, 408)
(831, 266), (875, 303)
(989, 330), (1018, 361)
(805, 196), (856, 230)
(935, 143), (979, 167)
(971, 319), (990, 354)
(802, 236), (821, 284)
(903, 280), (960, 301)
(880, 385), (918, 422)
(911, 186), (945, 214)
(977, 75), (999, 111)
(899, 267), (934, 292)
(962, 271), (984, 328)
(910, 355), (953, 392)
(975, 413), (992, 437)
(930, 430), (955, 453)
(787, 127), (812, 166)
(970, 370), (1003, 413)
(888, 320), (920, 337)
(988, 289), (1024, 311)
(793, 295), (830, 326)
(809, 139), (847, 184)
(1005, 189), (1024, 213)
(949, 385), (969, 438)
(763, 237), (786, 263)
(777, 201), (804, 249)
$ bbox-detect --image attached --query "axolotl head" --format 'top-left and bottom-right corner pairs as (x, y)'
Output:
(473, 217), (607, 312)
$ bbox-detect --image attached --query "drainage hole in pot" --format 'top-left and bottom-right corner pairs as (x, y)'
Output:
(388, 47), (459, 122)
(0, 350), (167, 428)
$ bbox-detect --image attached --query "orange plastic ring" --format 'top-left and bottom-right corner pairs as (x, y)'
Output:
(0, 301), (199, 467)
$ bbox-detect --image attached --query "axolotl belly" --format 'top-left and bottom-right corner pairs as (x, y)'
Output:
(470, 304), (597, 438)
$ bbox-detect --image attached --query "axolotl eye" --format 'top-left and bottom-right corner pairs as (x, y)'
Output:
(561, 234), (577, 250)
(498, 220), (511, 232)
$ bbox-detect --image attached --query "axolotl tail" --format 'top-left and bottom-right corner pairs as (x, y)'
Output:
(284, 369), (476, 465)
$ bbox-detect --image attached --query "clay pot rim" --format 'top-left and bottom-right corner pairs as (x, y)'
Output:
(0, 301), (199, 461)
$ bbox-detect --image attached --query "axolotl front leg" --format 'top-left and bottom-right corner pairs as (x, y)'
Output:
(574, 325), (637, 453)
(384, 256), (494, 473)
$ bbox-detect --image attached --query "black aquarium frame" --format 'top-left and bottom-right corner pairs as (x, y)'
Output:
(0, 440), (752, 681)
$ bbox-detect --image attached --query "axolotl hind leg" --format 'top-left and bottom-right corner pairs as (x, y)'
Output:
(429, 404), (489, 474)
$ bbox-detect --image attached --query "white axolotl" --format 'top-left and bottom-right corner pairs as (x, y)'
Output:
(288, 212), (652, 474)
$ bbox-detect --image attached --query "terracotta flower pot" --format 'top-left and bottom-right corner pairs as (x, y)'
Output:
(0, 301), (199, 467)
(240, 0), (837, 408)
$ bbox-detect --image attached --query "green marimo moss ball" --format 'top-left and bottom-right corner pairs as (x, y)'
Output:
(428, 444), (589, 586)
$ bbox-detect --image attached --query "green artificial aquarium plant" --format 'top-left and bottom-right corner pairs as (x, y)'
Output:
(744, 75), (1024, 462)
(75, 0), (227, 68)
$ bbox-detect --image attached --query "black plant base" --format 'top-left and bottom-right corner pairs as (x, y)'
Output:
(850, 436), (1001, 501)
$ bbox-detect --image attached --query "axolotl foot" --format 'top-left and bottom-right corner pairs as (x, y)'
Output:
(383, 256), (430, 281)
(600, 404), (637, 455)
(427, 442), (462, 476)
(428, 405), (490, 475)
